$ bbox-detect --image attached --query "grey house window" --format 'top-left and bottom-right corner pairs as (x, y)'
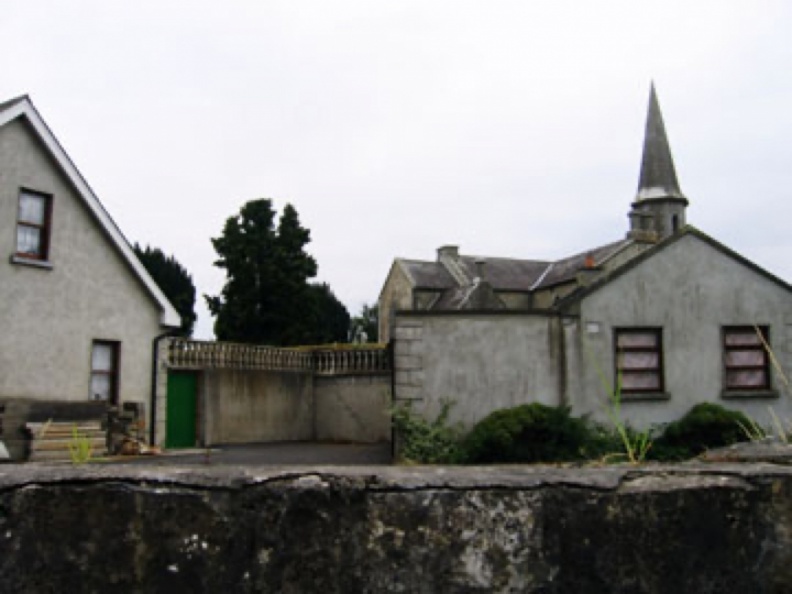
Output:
(615, 328), (664, 393)
(90, 341), (120, 404)
(16, 189), (52, 261)
(723, 326), (770, 391)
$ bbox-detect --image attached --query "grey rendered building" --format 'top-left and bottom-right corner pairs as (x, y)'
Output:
(380, 86), (792, 429)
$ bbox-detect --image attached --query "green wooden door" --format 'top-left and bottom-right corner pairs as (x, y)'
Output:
(166, 371), (197, 448)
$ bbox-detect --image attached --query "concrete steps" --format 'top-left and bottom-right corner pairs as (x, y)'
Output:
(26, 421), (107, 463)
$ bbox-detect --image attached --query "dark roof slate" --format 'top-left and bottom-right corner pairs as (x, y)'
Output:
(399, 259), (456, 289)
(458, 256), (550, 291)
(535, 239), (632, 288)
(398, 238), (633, 296)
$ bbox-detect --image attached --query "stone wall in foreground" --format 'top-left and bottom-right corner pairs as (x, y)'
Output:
(1, 464), (792, 592)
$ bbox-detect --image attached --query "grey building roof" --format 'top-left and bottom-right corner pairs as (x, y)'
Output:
(399, 259), (456, 289)
(396, 238), (633, 298)
(387, 85), (701, 313)
(535, 239), (632, 288)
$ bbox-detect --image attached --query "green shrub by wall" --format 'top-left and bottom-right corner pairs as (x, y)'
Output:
(463, 403), (590, 463)
(652, 403), (751, 460)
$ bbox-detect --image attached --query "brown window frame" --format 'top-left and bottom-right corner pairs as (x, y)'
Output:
(15, 189), (53, 261)
(723, 326), (771, 392)
(614, 328), (664, 394)
(89, 341), (121, 405)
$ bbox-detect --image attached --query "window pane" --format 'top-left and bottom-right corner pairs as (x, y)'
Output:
(19, 193), (46, 225)
(725, 350), (765, 367)
(617, 333), (657, 348)
(91, 344), (114, 372)
(16, 225), (41, 255)
(726, 370), (767, 389)
(724, 331), (763, 347)
(622, 372), (661, 391)
(619, 352), (659, 371)
(90, 375), (110, 401)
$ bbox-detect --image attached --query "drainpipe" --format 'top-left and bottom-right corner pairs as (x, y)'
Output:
(150, 330), (179, 446)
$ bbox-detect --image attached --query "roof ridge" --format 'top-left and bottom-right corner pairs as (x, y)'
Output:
(530, 262), (555, 290)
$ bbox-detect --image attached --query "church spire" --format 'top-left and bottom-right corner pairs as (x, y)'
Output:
(636, 83), (686, 201)
(628, 83), (689, 242)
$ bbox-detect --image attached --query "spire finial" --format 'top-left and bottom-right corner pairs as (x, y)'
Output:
(635, 83), (686, 201)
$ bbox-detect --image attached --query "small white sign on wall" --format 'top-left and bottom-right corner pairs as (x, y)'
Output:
(586, 322), (602, 335)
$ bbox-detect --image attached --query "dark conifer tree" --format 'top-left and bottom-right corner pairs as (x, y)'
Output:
(133, 243), (197, 336)
(206, 199), (348, 346)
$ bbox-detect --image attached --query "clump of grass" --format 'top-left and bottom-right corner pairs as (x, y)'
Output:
(749, 326), (792, 444)
(585, 343), (652, 464)
(68, 426), (94, 465)
(602, 377), (653, 464)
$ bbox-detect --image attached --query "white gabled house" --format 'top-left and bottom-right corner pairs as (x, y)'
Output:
(0, 95), (180, 458)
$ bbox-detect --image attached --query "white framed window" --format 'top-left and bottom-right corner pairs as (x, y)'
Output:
(90, 341), (120, 403)
(16, 189), (52, 260)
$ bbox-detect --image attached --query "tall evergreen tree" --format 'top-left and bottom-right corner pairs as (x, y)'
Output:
(306, 283), (351, 344)
(133, 243), (196, 336)
(207, 198), (330, 345)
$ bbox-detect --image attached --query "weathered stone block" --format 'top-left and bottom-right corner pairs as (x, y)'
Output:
(392, 325), (423, 340)
(394, 386), (423, 400)
(393, 340), (423, 357)
(394, 370), (423, 387)
(394, 355), (422, 371)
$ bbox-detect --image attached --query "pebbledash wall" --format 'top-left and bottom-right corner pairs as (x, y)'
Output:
(157, 340), (392, 447)
(0, 117), (170, 412)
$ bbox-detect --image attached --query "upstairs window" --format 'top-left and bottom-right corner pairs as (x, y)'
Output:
(723, 326), (770, 391)
(615, 328), (664, 393)
(90, 341), (120, 404)
(16, 190), (52, 260)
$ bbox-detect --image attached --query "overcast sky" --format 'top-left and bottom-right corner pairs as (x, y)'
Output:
(3, 1), (791, 338)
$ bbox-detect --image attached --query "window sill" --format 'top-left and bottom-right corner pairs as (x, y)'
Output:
(10, 255), (53, 270)
(721, 390), (779, 400)
(621, 392), (671, 402)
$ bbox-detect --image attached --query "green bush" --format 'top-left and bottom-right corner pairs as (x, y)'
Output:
(463, 403), (590, 464)
(652, 403), (752, 460)
(391, 400), (465, 464)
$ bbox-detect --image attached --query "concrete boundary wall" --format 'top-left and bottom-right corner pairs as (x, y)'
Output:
(392, 312), (565, 428)
(192, 369), (391, 446)
(1, 464), (791, 592)
(314, 376), (391, 443)
(202, 369), (315, 444)
(163, 341), (392, 447)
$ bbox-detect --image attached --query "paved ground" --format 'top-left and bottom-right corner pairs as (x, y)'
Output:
(112, 441), (393, 466)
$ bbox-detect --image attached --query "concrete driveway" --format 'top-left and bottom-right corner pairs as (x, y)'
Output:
(114, 441), (393, 466)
